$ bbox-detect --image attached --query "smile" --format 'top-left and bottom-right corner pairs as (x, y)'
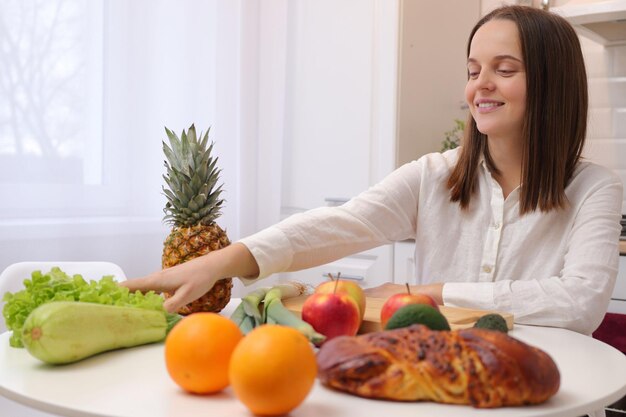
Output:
(476, 102), (504, 108)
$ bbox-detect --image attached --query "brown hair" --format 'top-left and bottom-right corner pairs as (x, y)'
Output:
(447, 5), (588, 214)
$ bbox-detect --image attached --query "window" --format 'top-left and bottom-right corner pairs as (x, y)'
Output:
(0, 0), (126, 219)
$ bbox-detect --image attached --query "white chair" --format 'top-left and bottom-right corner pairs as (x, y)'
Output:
(0, 261), (126, 417)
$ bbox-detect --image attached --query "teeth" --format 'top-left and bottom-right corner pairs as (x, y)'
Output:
(477, 102), (502, 108)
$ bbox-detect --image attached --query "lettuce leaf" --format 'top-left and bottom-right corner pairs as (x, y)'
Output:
(2, 267), (167, 348)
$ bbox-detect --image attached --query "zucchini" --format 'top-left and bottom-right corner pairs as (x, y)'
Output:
(21, 301), (167, 364)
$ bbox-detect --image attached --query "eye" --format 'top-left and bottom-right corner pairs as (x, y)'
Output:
(467, 66), (480, 79)
(496, 69), (516, 76)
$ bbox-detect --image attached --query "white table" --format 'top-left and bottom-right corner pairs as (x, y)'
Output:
(1, 300), (626, 417)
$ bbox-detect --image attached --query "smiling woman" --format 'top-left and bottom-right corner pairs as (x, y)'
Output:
(122, 5), (623, 340)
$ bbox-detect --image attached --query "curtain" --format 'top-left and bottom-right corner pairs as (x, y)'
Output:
(0, 0), (261, 278)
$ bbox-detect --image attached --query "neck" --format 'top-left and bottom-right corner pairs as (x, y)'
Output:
(487, 135), (523, 199)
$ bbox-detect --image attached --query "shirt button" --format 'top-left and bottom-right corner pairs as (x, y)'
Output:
(493, 222), (501, 230)
(482, 265), (493, 273)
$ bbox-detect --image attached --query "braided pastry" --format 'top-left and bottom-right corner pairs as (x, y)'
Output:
(316, 324), (560, 408)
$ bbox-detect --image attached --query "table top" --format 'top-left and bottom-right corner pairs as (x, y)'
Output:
(1, 300), (626, 417)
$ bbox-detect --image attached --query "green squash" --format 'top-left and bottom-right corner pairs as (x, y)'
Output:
(22, 301), (167, 364)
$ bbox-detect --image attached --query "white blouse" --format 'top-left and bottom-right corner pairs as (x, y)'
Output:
(238, 148), (624, 334)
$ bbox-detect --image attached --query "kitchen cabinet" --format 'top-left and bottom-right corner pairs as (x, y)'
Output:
(276, 1), (479, 288)
(608, 255), (626, 314)
(280, 245), (394, 289)
(279, 0), (398, 213)
(275, 0), (399, 288)
(280, 0), (481, 214)
(393, 240), (416, 284)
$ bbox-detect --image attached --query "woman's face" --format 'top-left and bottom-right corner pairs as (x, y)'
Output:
(465, 19), (526, 142)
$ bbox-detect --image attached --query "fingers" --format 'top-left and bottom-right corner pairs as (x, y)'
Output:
(119, 261), (220, 313)
(162, 285), (193, 313)
(119, 273), (190, 313)
(120, 276), (170, 295)
(363, 283), (403, 298)
(120, 274), (190, 313)
(118, 277), (142, 291)
(119, 276), (153, 291)
(162, 294), (183, 314)
(162, 277), (222, 313)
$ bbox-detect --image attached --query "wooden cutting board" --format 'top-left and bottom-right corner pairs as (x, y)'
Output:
(283, 295), (514, 333)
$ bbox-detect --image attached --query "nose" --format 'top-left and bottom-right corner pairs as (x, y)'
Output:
(475, 70), (495, 91)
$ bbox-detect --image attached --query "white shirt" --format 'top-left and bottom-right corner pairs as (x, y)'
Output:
(239, 148), (624, 334)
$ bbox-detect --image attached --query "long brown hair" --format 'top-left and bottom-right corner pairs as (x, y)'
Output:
(447, 6), (588, 214)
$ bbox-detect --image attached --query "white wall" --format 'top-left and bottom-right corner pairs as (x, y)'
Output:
(580, 37), (626, 212)
(396, 0), (480, 166)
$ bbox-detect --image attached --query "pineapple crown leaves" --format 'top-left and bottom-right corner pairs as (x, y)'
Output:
(162, 124), (225, 227)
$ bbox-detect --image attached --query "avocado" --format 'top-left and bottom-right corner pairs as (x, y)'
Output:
(385, 304), (451, 331)
(473, 313), (509, 333)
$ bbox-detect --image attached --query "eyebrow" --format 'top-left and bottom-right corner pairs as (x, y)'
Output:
(467, 55), (523, 64)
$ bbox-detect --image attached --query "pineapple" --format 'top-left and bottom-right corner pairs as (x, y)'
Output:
(161, 124), (232, 314)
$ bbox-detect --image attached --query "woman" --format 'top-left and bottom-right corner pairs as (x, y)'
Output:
(123, 6), (623, 335)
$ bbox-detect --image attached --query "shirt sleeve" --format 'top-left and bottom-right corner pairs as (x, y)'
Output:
(443, 170), (623, 335)
(237, 160), (423, 283)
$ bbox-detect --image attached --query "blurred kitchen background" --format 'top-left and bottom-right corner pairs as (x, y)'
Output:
(0, 0), (625, 415)
(0, 0), (624, 293)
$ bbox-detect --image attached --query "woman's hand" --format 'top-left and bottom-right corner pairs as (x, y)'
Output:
(120, 243), (260, 313)
(364, 282), (444, 304)
(120, 256), (217, 313)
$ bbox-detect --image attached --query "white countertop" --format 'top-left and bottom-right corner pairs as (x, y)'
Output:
(1, 300), (626, 417)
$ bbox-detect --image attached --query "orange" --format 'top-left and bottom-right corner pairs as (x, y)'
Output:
(165, 312), (243, 394)
(229, 325), (317, 415)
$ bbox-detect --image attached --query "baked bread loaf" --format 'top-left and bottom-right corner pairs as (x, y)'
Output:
(317, 324), (560, 408)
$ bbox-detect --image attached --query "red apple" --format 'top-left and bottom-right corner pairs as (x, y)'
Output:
(380, 287), (439, 330)
(301, 293), (360, 343)
(315, 278), (366, 321)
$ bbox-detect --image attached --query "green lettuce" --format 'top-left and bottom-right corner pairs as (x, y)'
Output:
(2, 267), (171, 348)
